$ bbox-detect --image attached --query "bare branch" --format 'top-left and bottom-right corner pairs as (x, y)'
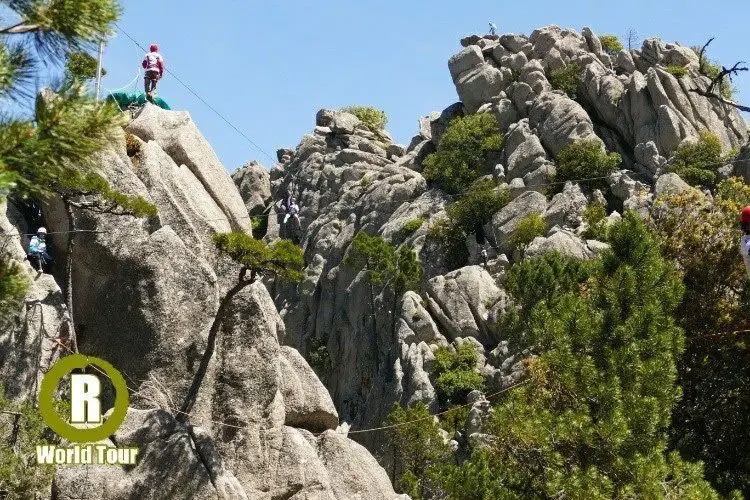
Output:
(697, 37), (715, 75)
(690, 60), (750, 112)
(689, 87), (750, 113)
(706, 61), (748, 94)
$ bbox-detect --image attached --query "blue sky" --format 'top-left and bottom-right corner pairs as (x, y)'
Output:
(97, 0), (749, 172)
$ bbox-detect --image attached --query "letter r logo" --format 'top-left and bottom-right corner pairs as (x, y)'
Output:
(70, 374), (102, 424)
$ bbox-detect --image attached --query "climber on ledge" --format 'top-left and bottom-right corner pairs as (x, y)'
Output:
(489, 22), (498, 36)
(741, 206), (750, 279)
(283, 198), (301, 227)
(27, 227), (51, 272)
(142, 43), (165, 102)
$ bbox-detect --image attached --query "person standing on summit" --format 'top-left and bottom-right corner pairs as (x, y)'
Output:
(142, 43), (165, 101)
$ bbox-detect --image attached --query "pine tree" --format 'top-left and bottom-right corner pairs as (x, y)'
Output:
(0, 0), (153, 353)
(178, 234), (304, 418)
(437, 213), (719, 498)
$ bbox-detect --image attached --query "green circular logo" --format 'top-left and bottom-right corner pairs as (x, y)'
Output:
(38, 354), (129, 443)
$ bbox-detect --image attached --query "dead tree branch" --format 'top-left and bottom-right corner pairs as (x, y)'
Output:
(697, 37), (715, 75)
(690, 38), (750, 112)
(690, 62), (750, 113)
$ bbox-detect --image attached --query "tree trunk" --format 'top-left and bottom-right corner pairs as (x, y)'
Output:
(64, 200), (78, 353)
(178, 268), (251, 421)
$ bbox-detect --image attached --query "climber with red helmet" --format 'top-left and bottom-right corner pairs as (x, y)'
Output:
(741, 206), (750, 279)
(142, 43), (165, 102)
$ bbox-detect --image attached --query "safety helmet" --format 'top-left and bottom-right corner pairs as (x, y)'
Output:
(150, 44), (159, 52)
(37, 227), (47, 235)
(741, 206), (750, 224)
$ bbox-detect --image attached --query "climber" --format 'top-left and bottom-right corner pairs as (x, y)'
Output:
(489, 22), (498, 36)
(281, 191), (293, 214)
(283, 198), (301, 227)
(142, 43), (165, 102)
(480, 247), (489, 267)
(741, 206), (750, 279)
(27, 227), (51, 272)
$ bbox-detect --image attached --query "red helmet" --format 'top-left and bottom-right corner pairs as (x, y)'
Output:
(150, 44), (159, 52)
(741, 206), (750, 224)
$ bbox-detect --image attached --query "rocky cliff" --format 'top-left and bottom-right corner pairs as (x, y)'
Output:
(247, 25), (749, 454)
(0, 23), (748, 499)
(0, 105), (404, 499)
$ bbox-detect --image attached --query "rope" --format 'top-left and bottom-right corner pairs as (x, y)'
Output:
(104, 68), (142, 95)
(0, 229), (104, 240)
(112, 22), (276, 164)
(40, 319), (529, 437)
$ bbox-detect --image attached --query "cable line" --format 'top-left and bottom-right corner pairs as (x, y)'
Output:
(112, 22), (276, 164)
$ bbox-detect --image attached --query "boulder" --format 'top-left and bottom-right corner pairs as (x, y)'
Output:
(525, 229), (594, 260)
(655, 172), (693, 197)
(232, 161), (271, 215)
(279, 346), (340, 432)
(424, 266), (507, 343)
(504, 119), (548, 179)
(127, 104), (251, 233)
(528, 92), (601, 156)
(490, 190), (548, 251)
(544, 182), (587, 228)
(430, 102), (465, 145)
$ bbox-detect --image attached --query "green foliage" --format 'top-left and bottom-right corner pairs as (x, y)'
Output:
(3, 0), (121, 54)
(438, 405), (470, 437)
(502, 252), (593, 343)
(341, 106), (388, 133)
(0, 385), (55, 498)
(0, 0), (125, 330)
(359, 175), (372, 188)
(653, 178), (750, 496)
(346, 232), (423, 295)
(306, 335), (329, 377)
(213, 233), (304, 283)
(385, 402), (451, 498)
(437, 213), (720, 498)
(423, 113), (503, 194)
(433, 343), (484, 406)
(401, 217), (425, 235)
(1, 84), (126, 198)
(507, 212), (546, 254)
(665, 65), (689, 78)
(670, 130), (728, 189)
(548, 62), (583, 97)
(435, 370), (485, 408)
(553, 139), (621, 191)
(599, 34), (623, 55)
(582, 202), (609, 240)
(428, 178), (508, 269)
(66, 51), (104, 80)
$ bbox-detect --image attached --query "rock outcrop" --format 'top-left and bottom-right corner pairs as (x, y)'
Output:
(2, 22), (748, 499)
(1, 105), (403, 499)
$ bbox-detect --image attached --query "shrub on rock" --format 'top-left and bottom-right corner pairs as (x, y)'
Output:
(341, 106), (388, 133)
(548, 62), (583, 98)
(554, 139), (621, 191)
(423, 113), (503, 194)
(599, 34), (623, 55)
